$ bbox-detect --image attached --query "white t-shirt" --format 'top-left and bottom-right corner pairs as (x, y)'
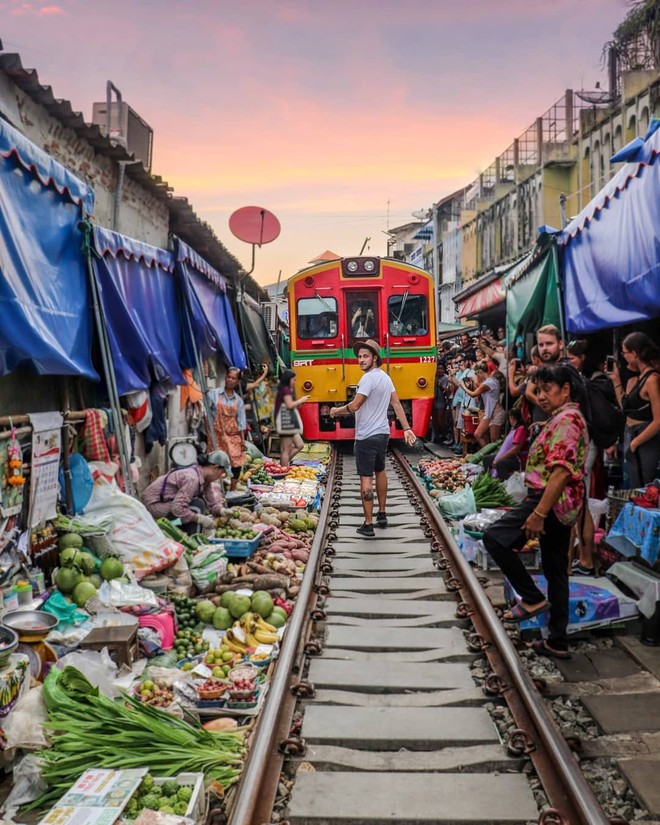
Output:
(354, 368), (395, 440)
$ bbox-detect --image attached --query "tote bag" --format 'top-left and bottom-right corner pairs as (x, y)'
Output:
(276, 404), (303, 436)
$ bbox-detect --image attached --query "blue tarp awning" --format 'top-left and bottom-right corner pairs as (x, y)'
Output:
(92, 226), (185, 395)
(175, 238), (247, 369)
(0, 118), (98, 379)
(560, 119), (660, 333)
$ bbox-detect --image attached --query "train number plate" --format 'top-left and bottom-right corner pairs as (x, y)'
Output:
(418, 356), (435, 363)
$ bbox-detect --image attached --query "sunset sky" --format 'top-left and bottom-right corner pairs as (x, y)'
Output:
(1, 0), (628, 285)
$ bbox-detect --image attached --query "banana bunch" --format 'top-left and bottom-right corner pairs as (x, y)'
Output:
(238, 613), (279, 646)
(224, 629), (249, 655)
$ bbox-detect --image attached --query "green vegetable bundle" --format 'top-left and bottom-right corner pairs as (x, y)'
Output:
(469, 439), (503, 465)
(471, 471), (513, 509)
(157, 518), (210, 554)
(30, 667), (244, 809)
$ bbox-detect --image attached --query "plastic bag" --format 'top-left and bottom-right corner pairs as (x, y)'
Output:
(189, 547), (227, 592)
(504, 472), (527, 505)
(437, 486), (476, 519)
(588, 498), (609, 529)
(54, 649), (119, 698)
(0, 754), (48, 815)
(42, 590), (89, 625)
(82, 476), (183, 579)
(2, 685), (48, 750)
(97, 579), (159, 608)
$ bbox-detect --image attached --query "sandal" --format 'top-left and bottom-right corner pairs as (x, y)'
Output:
(529, 639), (571, 660)
(502, 601), (549, 623)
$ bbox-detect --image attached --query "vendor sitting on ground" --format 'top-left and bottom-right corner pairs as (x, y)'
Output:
(142, 450), (231, 533)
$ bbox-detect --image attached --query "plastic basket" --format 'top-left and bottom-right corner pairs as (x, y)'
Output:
(607, 489), (643, 525)
(208, 532), (262, 558)
(153, 772), (205, 822)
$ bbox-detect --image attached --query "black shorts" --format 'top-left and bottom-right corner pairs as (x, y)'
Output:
(231, 466), (242, 479)
(355, 434), (389, 477)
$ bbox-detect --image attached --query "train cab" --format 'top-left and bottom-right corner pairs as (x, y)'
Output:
(288, 256), (437, 441)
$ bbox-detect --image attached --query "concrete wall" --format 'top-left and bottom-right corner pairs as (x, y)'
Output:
(0, 71), (198, 489)
(12, 86), (169, 247)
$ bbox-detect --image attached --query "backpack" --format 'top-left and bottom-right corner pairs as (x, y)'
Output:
(578, 372), (625, 449)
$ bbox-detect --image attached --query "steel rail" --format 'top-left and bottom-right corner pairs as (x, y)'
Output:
(392, 447), (612, 825)
(227, 450), (338, 825)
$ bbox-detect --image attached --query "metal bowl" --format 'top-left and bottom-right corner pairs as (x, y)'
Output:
(2, 610), (59, 642)
(0, 626), (19, 667)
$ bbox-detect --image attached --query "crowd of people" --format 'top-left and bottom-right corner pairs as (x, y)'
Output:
(430, 323), (659, 658)
(141, 325), (658, 659)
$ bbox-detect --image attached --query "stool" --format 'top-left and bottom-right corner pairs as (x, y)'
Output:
(80, 625), (140, 668)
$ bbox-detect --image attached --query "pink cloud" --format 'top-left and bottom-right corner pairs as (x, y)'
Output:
(8, 0), (65, 14)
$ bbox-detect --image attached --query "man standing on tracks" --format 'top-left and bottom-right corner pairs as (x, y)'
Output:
(329, 339), (417, 537)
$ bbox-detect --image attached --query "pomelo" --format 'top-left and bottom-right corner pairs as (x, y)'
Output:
(99, 557), (124, 581)
(228, 594), (251, 619)
(73, 550), (96, 575)
(212, 607), (232, 630)
(72, 580), (97, 607)
(58, 533), (83, 552)
(267, 610), (286, 629)
(55, 566), (82, 594)
(251, 592), (273, 619)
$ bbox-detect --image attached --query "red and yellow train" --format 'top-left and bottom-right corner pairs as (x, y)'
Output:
(287, 255), (437, 440)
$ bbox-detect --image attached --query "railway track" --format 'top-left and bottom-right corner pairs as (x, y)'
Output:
(226, 446), (617, 825)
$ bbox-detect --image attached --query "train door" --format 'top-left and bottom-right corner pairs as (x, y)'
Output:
(345, 291), (380, 346)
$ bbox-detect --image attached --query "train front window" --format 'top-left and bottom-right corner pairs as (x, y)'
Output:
(296, 297), (338, 339)
(388, 293), (428, 336)
(346, 292), (379, 344)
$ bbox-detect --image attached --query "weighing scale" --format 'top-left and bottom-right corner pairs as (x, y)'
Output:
(168, 439), (198, 469)
(2, 610), (58, 679)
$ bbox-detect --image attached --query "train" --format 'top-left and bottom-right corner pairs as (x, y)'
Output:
(286, 255), (437, 440)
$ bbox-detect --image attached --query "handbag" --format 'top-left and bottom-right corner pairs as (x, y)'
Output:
(276, 404), (303, 436)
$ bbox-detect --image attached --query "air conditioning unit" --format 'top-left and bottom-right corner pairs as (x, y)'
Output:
(261, 302), (279, 332)
(92, 101), (154, 172)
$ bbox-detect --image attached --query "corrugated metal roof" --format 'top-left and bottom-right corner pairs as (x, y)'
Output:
(0, 50), (267, 301)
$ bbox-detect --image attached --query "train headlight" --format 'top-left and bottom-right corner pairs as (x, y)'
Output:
(302, 380), (313, 392)
(346, 260), (359, 273)
(417, 377), (428, 388)
(363, 259), (376, 272)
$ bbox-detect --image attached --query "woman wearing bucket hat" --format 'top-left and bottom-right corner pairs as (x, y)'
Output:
(142, 449), (230, 533)
(330, 339), (416, 537)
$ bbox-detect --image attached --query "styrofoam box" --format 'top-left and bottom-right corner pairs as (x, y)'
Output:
(153, 772), (206, 823)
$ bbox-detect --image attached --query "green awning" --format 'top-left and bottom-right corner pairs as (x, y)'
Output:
(506, 244), (562, 344)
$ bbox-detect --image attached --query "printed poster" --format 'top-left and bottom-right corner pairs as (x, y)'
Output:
(39, 768), (146, 825)
(28, 412), (63, 528)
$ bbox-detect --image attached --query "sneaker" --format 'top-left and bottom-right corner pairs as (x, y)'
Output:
(356, 523), (375, 537)
(376, 512), (388, 528)
(571, 561), (595, 577)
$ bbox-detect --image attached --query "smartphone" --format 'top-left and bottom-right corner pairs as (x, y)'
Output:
(606, 355), (615, 372)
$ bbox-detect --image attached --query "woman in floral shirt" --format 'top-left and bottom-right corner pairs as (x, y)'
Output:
(483, 364), (588, 658)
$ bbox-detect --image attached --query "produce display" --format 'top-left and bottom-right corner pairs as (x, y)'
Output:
(31, 667), (245, 808)
(53, 534), (126, 605)
(14, 445), (329, 822)
(135, 680), (176, 708)
(124, 774), (195, 819)
(215, 525), (258, 540)
(470, 471), (514, 509)
(173, 628), (210, 660)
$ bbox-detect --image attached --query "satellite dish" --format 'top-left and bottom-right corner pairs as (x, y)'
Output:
(229, 206), (281, 246)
